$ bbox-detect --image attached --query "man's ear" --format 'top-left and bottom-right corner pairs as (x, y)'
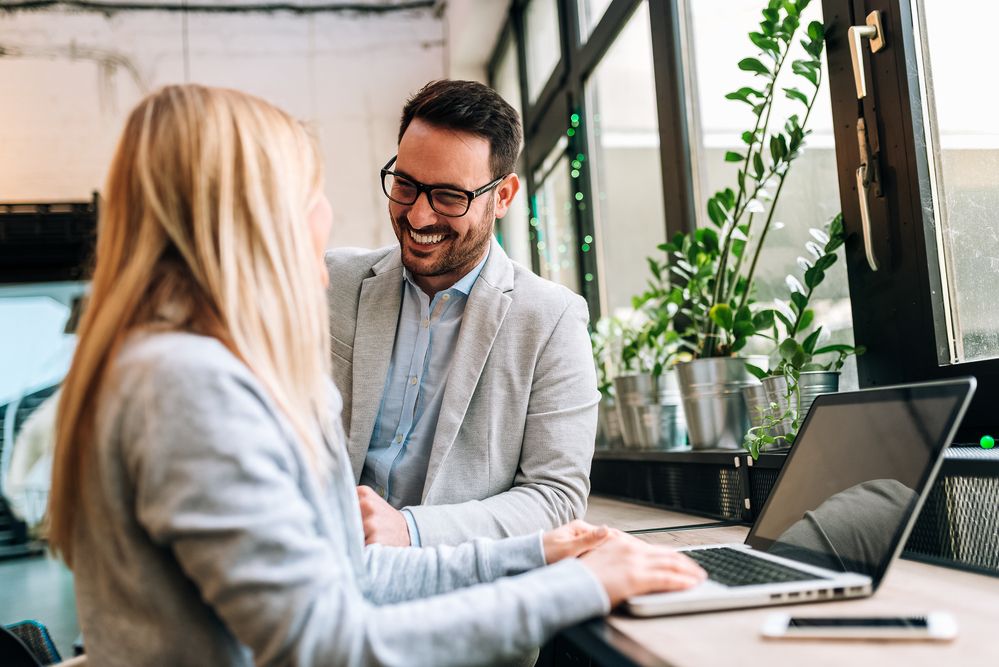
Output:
(492, 173), (521, 219)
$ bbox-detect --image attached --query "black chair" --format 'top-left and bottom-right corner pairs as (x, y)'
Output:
(0, 622), (49, 667)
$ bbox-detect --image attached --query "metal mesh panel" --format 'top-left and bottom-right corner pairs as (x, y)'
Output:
(590, 459), (742, 520)
(902, 449), (999, 573)
(749, 467), (780, 516)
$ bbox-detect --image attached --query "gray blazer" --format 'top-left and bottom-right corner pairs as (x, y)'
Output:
(325, 239), (600, 545)
(72, 332), (609, 666)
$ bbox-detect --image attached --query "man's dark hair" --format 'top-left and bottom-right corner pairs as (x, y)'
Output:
(399, 79), (523, 179)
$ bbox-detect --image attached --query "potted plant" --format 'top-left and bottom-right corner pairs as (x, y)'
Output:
(643, 0), (827, 449)
(743, 214), (865, 458)
(591, 316), (625, 450)
(610, 303), (687, 451)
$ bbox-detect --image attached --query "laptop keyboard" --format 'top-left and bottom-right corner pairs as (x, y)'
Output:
(685, 547), (824, 587)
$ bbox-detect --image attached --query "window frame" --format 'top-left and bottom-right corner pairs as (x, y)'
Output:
(488, 0), (699, 322)
(822, 0), (999, 441)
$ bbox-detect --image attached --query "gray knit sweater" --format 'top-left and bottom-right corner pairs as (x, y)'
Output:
(71, 331), (609, 666)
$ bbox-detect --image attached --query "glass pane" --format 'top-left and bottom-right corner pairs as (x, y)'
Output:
(524, 0), (562, 103)
(586, 3), (666, 315)
(533, 138), (580, 292)
(579, 0), (613, 40)
(492, 39), (532, 269)
(913, 0), (999, 364)
(684, 0), (857, 387)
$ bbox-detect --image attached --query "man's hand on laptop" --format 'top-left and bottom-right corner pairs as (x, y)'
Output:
(542, 520), (612, 564)
(357, 485), (411, 547)
(580, 531), (707, 607)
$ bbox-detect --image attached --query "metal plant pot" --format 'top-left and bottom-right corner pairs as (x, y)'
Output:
(676, 356), (768, 450)
(596, 394), (623, 450)
(614, 374), (656, 449)
(742, 383), (770, 430)
(638, 371), (688, 451)
(762, 371), (841, 443)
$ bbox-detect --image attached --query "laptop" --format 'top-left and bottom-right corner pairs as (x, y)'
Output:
(626, 377), (976, 617)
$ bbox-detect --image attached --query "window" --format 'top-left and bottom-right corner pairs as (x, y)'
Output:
(585, 2), (666, 315)
(912, 0), (999, 364)
(491, 35), (533, 269)
(532, 138), (580, 292)
(578, 0), (613, 40)
(524, 0), (562, 102)
(684, 0), (856, 385)
(0, 285), (82, 404)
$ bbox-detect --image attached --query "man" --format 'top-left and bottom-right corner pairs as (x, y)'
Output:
(326, 79), (598, 547)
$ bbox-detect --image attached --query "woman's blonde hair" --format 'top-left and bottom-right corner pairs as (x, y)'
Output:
(48, 84), (331, 566)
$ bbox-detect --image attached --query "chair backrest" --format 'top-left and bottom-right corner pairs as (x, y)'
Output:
(4, 621), (61, 666)
(0, 624), (44, 667)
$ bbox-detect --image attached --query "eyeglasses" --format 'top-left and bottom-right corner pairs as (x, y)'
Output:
(380, 156), (507, 218)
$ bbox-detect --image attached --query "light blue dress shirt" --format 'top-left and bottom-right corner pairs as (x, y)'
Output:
(359, 252), (488, 546)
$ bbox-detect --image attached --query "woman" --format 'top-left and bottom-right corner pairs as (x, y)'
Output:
(48, 84), (704, 666)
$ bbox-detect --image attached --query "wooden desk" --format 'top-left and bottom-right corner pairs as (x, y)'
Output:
(574, 496), (999, 667)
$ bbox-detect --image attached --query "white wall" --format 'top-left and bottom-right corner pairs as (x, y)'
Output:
(0, 3), (453, 249)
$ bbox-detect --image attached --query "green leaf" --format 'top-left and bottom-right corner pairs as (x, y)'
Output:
(802, 328), (822, 354)
(790, 291), (807, 313)
(707, 197), (727, 227)
(753, 152), (765, 179)
(709, 303), (735, 331)
(798, 309), (814, 331)
(694, 227), (720, 253)
(753, 309), (775, 331)
(792, 60), (819, 85)
(750, 32), (780, 54)
(779, 338), (803, 362)
(742, 130), (756, 145)
(725, 151), (745, 163)
(803, 266), (826, 289)
(745, 363), (770, 381)
(807, 19), (824, 41)
(813, 344), (856, 355)
(815, 254), (838, 272)
(784, 87), (809, 105)
(738, 57), (771, 76)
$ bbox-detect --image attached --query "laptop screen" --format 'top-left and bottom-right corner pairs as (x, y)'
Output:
(746, 379), (975, 587)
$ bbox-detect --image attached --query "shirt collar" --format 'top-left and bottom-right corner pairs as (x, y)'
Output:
(402, 247), (490, 296)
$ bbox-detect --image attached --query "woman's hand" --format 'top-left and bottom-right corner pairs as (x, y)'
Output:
(579, 531), (707, 607)
(542, 520), (612, 564)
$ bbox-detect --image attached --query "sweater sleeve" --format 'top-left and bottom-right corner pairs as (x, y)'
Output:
(123, 346), (609, 667)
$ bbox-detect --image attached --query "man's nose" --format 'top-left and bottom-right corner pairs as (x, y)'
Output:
(407, 192), (438, 229)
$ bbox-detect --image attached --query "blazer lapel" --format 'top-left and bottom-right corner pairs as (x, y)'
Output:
(422, 239), (515, 498)
(347, 252), (403, 479)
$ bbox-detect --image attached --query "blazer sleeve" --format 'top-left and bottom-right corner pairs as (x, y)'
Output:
(405, 295), (599, 545)
(123, 353), (608, 667)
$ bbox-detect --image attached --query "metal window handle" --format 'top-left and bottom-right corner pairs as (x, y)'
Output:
(848, 11), (886, 99)
(856, 118), (880, 271)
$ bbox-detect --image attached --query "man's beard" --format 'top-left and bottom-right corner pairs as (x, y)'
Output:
(394, 198), (494, 278)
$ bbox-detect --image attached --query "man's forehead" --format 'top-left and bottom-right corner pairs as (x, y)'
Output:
(396, 120), (492, 186)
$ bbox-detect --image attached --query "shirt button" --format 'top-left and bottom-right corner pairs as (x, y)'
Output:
(395, 434), (403, 444)
(442, 294), (450, 301)
(410, 376), (418, 386)
(422, 319), (430, 328)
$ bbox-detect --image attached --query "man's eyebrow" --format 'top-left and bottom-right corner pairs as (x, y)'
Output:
(393, 167), (468, 192)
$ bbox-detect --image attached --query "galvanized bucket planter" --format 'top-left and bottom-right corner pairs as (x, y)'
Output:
(742, 383), (770, 430)
(676, 356), (768, 450)
(596, 394), (623, 450)
(613, 372), (687, 450)
(760, 371), (840, 441)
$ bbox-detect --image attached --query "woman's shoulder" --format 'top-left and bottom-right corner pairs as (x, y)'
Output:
(108, 330), (266, 417)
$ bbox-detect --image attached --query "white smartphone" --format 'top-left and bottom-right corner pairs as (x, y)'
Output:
(760, 612), (958, 641)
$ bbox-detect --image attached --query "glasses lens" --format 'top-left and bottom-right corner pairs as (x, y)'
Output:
(384, 172), (418, 204)
(430, 188), (471, 217)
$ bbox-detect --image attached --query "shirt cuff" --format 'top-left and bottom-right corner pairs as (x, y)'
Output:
(401, 508), (421, 547)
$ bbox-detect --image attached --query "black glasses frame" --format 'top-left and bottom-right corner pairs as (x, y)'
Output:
(380, 155), (507, 218)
